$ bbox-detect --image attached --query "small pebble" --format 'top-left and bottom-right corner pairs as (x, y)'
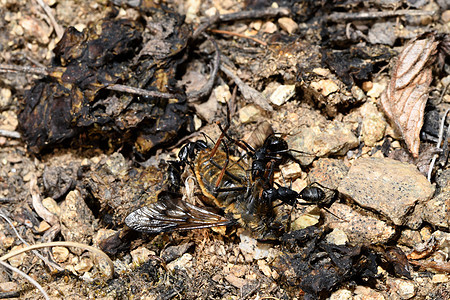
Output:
(213, 84), (231, 104)
(0, 88), (12, 108)
(0, 282), (18, 293)
(312, 68), (331, 77)
(431, 274), (448, 283)
(360, 102), (387, 147)
(167, 253), (193, 272)
(92, 228), (117, 248)
(291, 213), (320, 231)
(37, 221), (51, 233)
(280, 161), (303, 179)
(367, 81), (386, 98)
(269, 84), (295, 106)
(362, 81), (373, 92)
(261, 21), (277, 33)
(277, 17), (298, 34)
(329, 289), (352, 300)
(387, 278), (416, 299)
(239, 105), (261, 123)
(74, 257), (94, 273)
(7, 245), (26, 268)
(442, 10), (450, 23)
(52, 247), (70, 263)
(42, 197), (60, 216)
(353, 286), (385, 300)
(288, 121), (359, 165)
(325, 203), (395, 244)
(325, 228), (348, 245)
(60, 190), (95, 255)
(238, 231), (271, 260)
(257, 260), (272, 278)
(310, 79), (339, 96)
(225, 274), (246, 289)
(229, 264), (247, 277)
(130, 247), (156, 265)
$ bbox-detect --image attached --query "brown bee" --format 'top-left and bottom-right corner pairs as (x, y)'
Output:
(125, 137), (283, 240)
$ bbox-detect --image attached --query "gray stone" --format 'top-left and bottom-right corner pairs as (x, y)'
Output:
(338, 158), (435, 226)
(422, 190), (450, 229)
(288, 121), (359, 166)
(325, 203), (396, 244)
(60, 190), (95, 254)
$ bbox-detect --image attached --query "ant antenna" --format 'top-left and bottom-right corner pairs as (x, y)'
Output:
(200, 132), (216, 146)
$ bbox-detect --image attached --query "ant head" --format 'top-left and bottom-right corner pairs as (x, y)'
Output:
(251, 160), (265, 180)
(178, 141), (209, 163)
(178, 143), (191, 163)
(262, 187), (278, 203)
(264, 135), (288, 153)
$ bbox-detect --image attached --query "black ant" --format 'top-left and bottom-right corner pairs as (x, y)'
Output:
(217, 123), (308, 182)
(262, 181), (344, 223)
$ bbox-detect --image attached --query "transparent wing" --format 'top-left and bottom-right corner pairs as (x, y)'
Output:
(125, 193), (233, 233)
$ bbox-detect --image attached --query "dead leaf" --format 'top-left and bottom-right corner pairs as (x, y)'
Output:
(407, 236), (439, 260)
(381, 33), (439, 158)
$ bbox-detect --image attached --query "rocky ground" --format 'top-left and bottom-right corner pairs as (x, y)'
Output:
(0, 0), (449, 299)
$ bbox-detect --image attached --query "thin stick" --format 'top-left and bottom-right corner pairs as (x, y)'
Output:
(0, 260), (50, 300)
(219, 7), (290, 22)
(0, 212), (63, 271)
(0, 241), (114, 279)
(106, 84), (178, 99)
(0, 198), (16, 202)
(187, 34), (221, 101)
(210, 29), (267, 46)
(30, 174), (58, 227)
(220, 64), (273, 111)
(193, 7), (290, 40)
(327, 9), (436, 22)
(0, 129), (21, 139)
(427, 107), (450, 181)
(0, 64), (49, 76)
(34, 0), (64, 40)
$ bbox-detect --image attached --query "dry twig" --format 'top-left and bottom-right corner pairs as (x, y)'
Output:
(34, 0), (64, 40)
(220, 64), (273, 111)
(0, 241), (115, 279)
(0, 260), (50, 300)
(187, 34), (221, 102)
(210, 29), (267, 46)
(105, 84), (179, 99)
(29, 174), (60, 243)
(193, 7), (290, 39)
(0, 63), (49, 76)
(328, 9), (436, 22)
(0, 129), (21, 139)
(0, 211), (63, 271)
(427, 84), (450, 181)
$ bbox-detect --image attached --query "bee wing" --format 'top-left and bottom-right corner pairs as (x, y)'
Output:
(125, 194), (233, 233)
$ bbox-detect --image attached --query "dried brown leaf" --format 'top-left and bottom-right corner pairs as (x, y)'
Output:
(407, 236), (439, 260)
(381, 34), (439, 157)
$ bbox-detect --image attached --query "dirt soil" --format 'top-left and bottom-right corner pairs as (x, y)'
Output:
(0, 0), (449, 299)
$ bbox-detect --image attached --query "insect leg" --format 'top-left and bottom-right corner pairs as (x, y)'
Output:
(214, 141), (231, 188)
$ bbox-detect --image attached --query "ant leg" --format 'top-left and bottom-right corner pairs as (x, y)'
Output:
(214, 141), (231, 189)
(215, 186), (247, 193)
(217, 122), (256, 155)
(200, 132), (216, 146)
(209, 159), (243, 184)
(296, 200), (346, 222)
(209, 122), (229, 159)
